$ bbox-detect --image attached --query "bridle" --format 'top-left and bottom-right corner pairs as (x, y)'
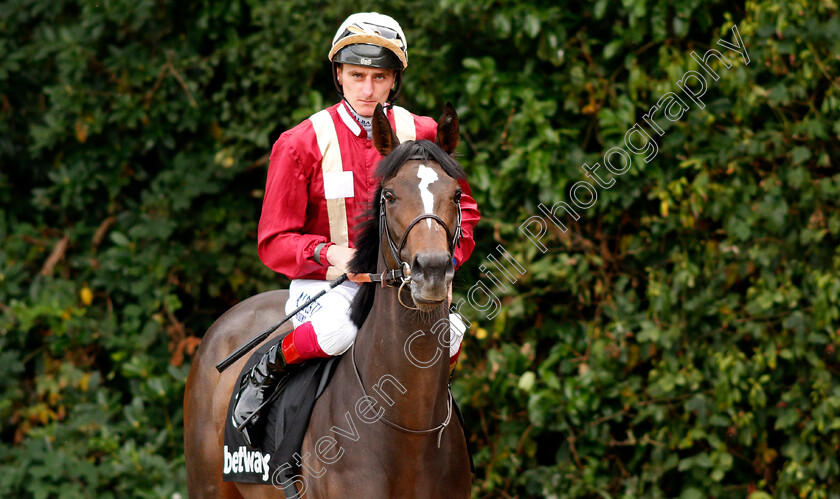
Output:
(346, 162), (463, 293)
(377, 165), (462, 287)
(347, 191), (461, 293)
(380, 197), (462, 278)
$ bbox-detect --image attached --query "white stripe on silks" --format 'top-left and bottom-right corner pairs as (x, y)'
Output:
(337, 103), (362, 136)
(310, 110), (350, 279)
(391, 105), (416, 143)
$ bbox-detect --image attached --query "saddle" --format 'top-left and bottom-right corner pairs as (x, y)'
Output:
(222, 335), (338, 495)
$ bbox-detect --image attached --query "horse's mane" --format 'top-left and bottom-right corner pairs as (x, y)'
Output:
(348, 139), (466, 328)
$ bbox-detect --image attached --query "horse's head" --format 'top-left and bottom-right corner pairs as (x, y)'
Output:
(370, 103), (465, 312)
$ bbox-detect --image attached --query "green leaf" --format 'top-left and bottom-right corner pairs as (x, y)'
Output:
(791, 146), (811, 165)
(109, 232), (130, 247)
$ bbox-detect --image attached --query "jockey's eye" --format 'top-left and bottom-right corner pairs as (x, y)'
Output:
(383, 190), (396, 203)
(453, 190), (462, 203)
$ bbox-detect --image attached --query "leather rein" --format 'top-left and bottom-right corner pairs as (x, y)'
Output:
(350, 342), (453, 447)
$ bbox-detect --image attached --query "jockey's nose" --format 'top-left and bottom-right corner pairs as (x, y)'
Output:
(362, 76), (375, 96)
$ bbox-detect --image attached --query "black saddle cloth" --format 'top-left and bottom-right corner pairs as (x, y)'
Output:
(222, 335), (338, 494)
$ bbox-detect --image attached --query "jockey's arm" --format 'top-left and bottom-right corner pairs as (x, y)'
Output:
(258, 134), (334, 279)
(453, 177), (480, 270)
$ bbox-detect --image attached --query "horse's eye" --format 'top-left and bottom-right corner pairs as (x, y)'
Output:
(453, 190), (462, 203)
(383, 190), (396, 203)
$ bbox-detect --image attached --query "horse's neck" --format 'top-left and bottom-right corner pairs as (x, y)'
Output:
(353, 274), (451, 429)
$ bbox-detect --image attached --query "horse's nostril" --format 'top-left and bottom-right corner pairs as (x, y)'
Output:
(412, 255), (423, 275)
(413, 252), (450, 277)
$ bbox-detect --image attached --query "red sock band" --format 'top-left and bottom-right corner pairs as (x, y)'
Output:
(449, 344), (462, 367)
(282, 321), (329, 364)
(281, 332), (303, 364)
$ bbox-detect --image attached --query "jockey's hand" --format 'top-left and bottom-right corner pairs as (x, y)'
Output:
(327, 245), (356, 273)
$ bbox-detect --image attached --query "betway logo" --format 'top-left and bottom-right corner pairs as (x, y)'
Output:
(224, 445), (271, 481)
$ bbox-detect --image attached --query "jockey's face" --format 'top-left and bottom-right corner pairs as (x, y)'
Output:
(337, 64), (396, 118)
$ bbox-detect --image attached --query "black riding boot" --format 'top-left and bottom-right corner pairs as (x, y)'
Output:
(231, 343), (290, 448)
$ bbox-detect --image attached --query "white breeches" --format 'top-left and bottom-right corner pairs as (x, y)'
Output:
(286, 279), (466, 357)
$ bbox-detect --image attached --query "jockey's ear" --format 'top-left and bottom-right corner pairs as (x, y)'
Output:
(372, 103), (399, 156)
(435, 102), (459, 155)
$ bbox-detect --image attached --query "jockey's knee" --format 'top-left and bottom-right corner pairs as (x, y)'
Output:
(449, 312), (466, 357)
(313, 322), (358, 356)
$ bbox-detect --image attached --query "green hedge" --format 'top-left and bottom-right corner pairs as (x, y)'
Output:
(2, 0), (839, 497)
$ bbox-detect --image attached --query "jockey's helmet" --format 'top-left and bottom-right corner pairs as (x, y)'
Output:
(329, 12), (408, 103)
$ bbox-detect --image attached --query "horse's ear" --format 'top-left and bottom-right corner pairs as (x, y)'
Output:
(435, 102), (459, 155)
(372, 103), (399, 156)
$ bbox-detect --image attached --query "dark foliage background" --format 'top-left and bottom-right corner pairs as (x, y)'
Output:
(2, 0), (839, 497)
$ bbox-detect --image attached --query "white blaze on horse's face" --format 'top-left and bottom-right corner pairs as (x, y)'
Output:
(416, 164), (439, 229)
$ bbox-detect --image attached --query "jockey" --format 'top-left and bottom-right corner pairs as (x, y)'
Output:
(232, 12), (481, 447)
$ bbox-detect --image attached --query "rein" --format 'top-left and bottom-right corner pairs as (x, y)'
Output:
(350, 341), (453, 447)
(347, 264), (418, 310)
(346, 264), (410, 287)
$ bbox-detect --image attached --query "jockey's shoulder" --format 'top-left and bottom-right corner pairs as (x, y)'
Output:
(272, 108), (333, 152)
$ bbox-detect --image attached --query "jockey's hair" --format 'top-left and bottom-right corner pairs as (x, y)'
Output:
(348, 139), (466, 328)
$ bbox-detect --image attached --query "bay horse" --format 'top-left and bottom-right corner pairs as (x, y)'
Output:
(184, 103), (472, 498)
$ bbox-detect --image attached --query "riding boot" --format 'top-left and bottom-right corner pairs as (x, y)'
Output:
(231, 335), (296, 448)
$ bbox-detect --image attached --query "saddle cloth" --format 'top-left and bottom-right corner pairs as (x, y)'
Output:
(222, 335), (338, 494)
